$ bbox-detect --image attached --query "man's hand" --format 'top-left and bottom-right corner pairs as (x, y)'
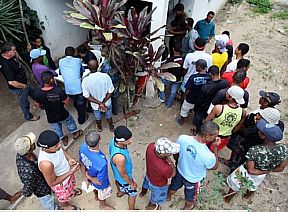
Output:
(70, 163), (80, 173)
(130, 180), (137, 190)
(99, 103), (107, 112)
(68, 158), (77, 166)
(27, 43), (32, 52)
(211, 137), (221, 148)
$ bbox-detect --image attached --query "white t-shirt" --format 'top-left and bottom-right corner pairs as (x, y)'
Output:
(225, 59), (239, 72)
(177, 135), (216, 183)
(82, 72), (114, 110)
(183, 51), (212, 85)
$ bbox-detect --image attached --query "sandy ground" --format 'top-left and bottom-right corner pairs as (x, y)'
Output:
(17, 1), (288, 210)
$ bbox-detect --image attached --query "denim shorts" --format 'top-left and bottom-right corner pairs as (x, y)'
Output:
(118, 182), (137, 197)
(170, 170), (203, 202)
(39, 193), (56, 210)
(94, 104), (112, 120)
(142, 175), (168, 204)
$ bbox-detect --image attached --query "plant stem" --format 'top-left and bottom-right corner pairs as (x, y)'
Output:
(222, 191), (237, 198)
(18, 0), (29, 45)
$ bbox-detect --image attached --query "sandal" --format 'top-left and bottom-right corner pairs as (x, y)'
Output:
(97, 125), (103, 132)
(116, 191), (125, 197)
(27, 115), (40, 122)
(72, 130), (83, 139)
(109, 124), (115, 133)
(74, 188), (82, 196)
(219, 157), (231, 166)
(175, 117), (183, 126)
(62, 135), (68, 146)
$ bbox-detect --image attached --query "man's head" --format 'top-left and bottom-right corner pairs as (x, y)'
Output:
(185, 18), (194, 30)
(194, 37), (206, 51)
(256, 119), (283, 142)
(85, 130), (101, 149)
(114, 125), (133, 146)
(258, 107), (281, 125)
(222, 31), (230, 38)
(37, 130), (62, 153)
(77, 45), (88, 58)
(208, 65), (220, 79)
(236, 58), (250, 71)
(14, 132), (37, 156)
(226, 85), (245, 105)
(154, 137), (180, 158)
(41, 71), (55, 85)
(1, 42), (16, 59)
(232, 69), (247, 85)
(88, 59), (99, 73)
(214, 35), (228, 53)
(259, 90), (281, 109)
(200, 121), (219, 143)
(173, 3), (184, 16)
(206, 11), (215, 22)
(31, 35), (43, 48)
(235, 43), (249, 57)
(65, 46), (75, 57)
(193, 59), (207, 73)
(30, 49), (46, 63)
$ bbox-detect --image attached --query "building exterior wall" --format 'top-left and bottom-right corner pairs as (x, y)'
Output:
(25, 0), (88, 60)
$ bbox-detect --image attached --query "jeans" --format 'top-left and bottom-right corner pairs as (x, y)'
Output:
(159, 78), (181, 108)
(94, 104), (112, 120)
(39, 193), (56, 210)
(111, 88), (119, 115)
(142, 175), (168, 205)
(50, 114), (78, 139)
(68, 93), (86, 124)
(9, 86), (35, 120)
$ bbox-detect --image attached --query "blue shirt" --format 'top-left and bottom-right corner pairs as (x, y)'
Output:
(176, 135), (216, 183)
(194, 19), (215, 41)
(79, 143), (110, 189)
(109, 138), (133, 185)
(59, 56), (84, 95)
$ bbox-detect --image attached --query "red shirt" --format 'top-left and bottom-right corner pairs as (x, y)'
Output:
(221, 71), (249, 89)
(146, 143), (174, 187)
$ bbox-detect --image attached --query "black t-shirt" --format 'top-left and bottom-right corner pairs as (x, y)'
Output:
(212, 87), (249, 108)
(0, 55), (27, 90)
(171, 15), (186, 38)
(82, 51), (97, 64)
(166, 56), (184, 82)
(34, 87), (69, 123)
(185, 73), (210, 104)
(194, 79), (229, 112)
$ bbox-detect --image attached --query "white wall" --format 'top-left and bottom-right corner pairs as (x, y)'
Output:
(25, 0), (88, 60)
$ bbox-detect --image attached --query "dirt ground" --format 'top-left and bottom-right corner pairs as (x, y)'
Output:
(17, 0), (288, 210)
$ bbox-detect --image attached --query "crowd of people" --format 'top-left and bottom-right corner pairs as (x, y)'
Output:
(0, 2), (287, 211)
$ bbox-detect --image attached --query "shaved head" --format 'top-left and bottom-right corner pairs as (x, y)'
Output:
(88, 59), (99, 73)
(85, 130), (100, 147)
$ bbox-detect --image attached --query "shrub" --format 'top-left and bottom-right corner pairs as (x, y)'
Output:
(247, 0), (272, 13)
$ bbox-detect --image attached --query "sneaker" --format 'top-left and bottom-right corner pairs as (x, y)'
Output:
(26, 115), (40, 122)
(160, 98), (165, 103)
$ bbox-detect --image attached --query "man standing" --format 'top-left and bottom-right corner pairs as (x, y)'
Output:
(109, 126), (137, 210)
(226, 43), (249, 72)
(0, 42), (39, 121)
(194, 11), (215, 43)
(181, 18), (199, 55)
(167, 121), (220, 210)
(79, 130), (114, 210)
(37, 130), (81, 210)
(14, 132), (56, 210)
(211, 35), (228, 73)
(59, 46), (87, 125)
(82, 59), (115, 132)
(139, 138), (179, 210)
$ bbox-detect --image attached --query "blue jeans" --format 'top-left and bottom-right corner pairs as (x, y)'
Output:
(142, 175), (168, 205)
(94, 104), (112, 120)
(39, 193), (56, 210)
(9, 86), (34, 120)
(50, 114), (77, 139)
(159, 78), (181, 108)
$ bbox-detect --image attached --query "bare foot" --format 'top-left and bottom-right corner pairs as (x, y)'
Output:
(139, 189), (148, 197)
(116, 191), (125, 197)
(9, 191), (22, 203)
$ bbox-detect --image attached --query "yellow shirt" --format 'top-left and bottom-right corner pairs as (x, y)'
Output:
(212, 52), (228, 70)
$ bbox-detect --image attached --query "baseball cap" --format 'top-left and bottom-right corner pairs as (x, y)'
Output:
(114, 126), (132, 142)
(30, 49), (46, 59)
(192, 59), (207, 69)
(256, 119), (283, 142)
(215, 35), (227, 53)
(14, 132), (36, 155)
(155, 137), (180, 155)
(259, 107), (281, 125)
(259, 90), (281, 106)
(227, 86), (245, 105)
(37, 130), (60, 148)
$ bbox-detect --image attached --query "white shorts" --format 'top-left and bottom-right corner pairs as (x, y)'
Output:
(95, 185), (112, 200)
(180, 100), (195, 117)
(227, 165), (266, 192)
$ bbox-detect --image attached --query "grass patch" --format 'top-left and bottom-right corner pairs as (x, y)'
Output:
(247, 0), (272, 13)
(272, 9), (288, 20)
(228, 0), (243, 4)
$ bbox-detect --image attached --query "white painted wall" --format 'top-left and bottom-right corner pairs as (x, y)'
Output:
(25, 0), (88, 61)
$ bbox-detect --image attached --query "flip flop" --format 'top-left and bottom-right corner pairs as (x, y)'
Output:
(116, 191), (125, 197)
(109, 124), (115, 133)
(73, 130), (83, 139)
(73, 188), (82, 196)
(62, 135), (68, 146)
(97, 125), (103, 132)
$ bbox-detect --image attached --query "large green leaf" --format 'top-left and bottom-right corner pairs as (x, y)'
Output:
(70, 12), (88, 20)
(158, 72), (177, 82)
(111, 24), (126, 29)
(153, 76), (164, 92)
(80, 22), (96, 29)
(154, 44), (166, 61)
(158, 62), (180, 70)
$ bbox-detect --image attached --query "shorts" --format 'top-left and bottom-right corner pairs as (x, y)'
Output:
(180, 100), (195, 117)
(170, 170), (203, 202)
(51, 175), (76, 203)
(142, 175), (168, 205)
(94, 104), (112, 120)
(227, 165), (266, 192)
(95, 186), (112, 200)
(118, 181), (137, 197)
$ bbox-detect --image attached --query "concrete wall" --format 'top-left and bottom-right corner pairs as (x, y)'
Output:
(25, 0), (88, 61)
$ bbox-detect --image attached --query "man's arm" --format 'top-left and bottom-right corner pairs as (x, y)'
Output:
(182, 88), (190, 101)
(8, 81), (27, 89)
(272, 160), (288, 173)
(102, 92), (113, 104)
(246, 160), (271, 175)
(232, 109), (247, 133)
(209, 137), (221, 170)
(166, 156), (176, 178)
(63, 148), (76, 165)
(208, 24), (215, 43)
(205, 105), (221, 121)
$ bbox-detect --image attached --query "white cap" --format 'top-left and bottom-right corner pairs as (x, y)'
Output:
(227, 86), (245, 104)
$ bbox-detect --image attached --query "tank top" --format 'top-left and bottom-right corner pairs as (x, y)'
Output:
(212, 105), (243, 136)
(38, 148), (70, 179)
(109, 138), (133, 185)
